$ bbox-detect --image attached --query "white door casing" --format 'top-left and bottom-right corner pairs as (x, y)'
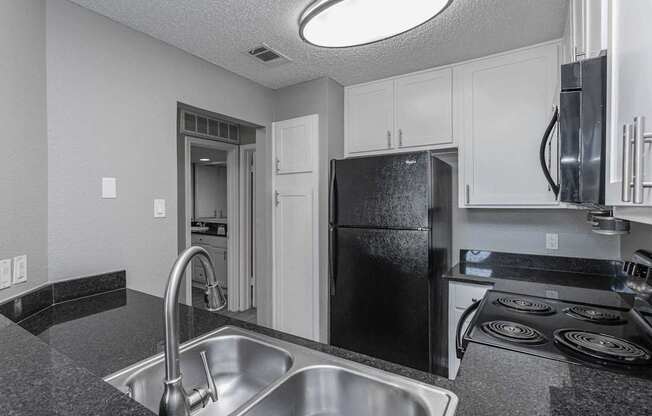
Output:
(272, 115), (320, 341)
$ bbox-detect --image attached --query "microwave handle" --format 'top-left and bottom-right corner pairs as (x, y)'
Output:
(539, 107), (560, 198)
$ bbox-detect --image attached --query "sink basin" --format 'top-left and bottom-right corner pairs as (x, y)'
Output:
(241, 366), (440, 416)
(106, 327), (456, 416)
(104, 333), (293, 415)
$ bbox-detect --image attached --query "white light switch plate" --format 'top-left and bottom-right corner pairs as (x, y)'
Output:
(12, 255), (27, 284)
(0, 259), (11, 289)
(102, 177), (117, 199)
(545, 233), (559, 250)
(154, 199), (166, 218)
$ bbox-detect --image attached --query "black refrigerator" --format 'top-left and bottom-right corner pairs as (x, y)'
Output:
(329, 151), (452, 375)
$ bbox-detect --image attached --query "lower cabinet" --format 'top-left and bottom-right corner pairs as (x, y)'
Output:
(448, 281), (493, 380)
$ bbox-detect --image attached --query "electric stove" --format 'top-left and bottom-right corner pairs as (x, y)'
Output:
(462, 290), (652, 379)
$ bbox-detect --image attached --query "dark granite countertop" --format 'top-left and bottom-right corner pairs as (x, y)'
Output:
(445, 250), (637, 309)
(1, 286), (651, 416)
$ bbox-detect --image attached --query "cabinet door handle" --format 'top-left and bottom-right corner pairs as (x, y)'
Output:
(633, 116), (652, 204)
(275, 158), (281, 173)
(274, 191), (280, 207)
(398, 129), (403, 147)
(465, 185), (471, 205)
(622, 124), (633, 202)
(387, 130), (391, 148)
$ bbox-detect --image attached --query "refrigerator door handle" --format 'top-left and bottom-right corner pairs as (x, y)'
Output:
(329, 160), (337, 225)
(329, 227), (337, 294)
(455, 299), (482, 359)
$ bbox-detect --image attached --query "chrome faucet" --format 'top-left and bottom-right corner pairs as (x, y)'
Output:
(160, 246), (226, 416)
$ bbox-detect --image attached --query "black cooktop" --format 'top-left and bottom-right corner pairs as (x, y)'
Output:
(464, 290), (652, 379)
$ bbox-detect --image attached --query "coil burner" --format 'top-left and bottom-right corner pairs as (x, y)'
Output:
(554, 329), (652, 366)
(481, 321), (547, 344)
(496, 297), (555, 315)
(564, 306), (626, 325)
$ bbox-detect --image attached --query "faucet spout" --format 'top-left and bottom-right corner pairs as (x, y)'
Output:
(159, 246), (226, 416)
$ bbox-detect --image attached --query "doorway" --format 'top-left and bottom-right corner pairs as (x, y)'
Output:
(183, 136), (242, 312)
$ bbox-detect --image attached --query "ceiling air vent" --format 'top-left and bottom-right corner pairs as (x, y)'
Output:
(247, 44), (291, 67)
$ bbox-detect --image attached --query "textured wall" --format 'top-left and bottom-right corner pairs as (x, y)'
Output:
(0, 0), (48, 302)
(47, 0), (274, 298)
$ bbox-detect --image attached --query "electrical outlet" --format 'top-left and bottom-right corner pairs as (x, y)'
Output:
(102, 177), (117, 198)
(0, 259), (11, 289)
(12, 255), (27, 284)
(545, 233), (559, 250)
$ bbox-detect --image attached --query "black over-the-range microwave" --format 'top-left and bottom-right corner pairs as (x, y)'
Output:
(540, 52), (607, 206)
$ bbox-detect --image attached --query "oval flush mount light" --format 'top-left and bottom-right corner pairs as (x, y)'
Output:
(299, 0), (453, 48)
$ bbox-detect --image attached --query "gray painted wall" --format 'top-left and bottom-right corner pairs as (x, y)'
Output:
(272, 77), (345, 340)
(620, 222), (652, 260)
(47, 0), (274, 298)
(0, 0), (48, 302)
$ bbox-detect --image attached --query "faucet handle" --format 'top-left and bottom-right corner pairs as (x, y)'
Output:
(199, 351), (218, 403)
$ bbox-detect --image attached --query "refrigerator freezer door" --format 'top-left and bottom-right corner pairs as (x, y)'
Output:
(331, 152), (430, 229)
(330, 227), (430, 371)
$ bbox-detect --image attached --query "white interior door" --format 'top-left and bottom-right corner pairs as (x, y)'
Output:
(272, 115), (320, 341)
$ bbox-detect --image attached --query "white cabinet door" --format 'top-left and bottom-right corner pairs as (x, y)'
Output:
(345, 80), (394, 154)
(606, 0), (652, 214)
(273, 189), (317, 340)
(272, 115), (320, 341)
(274, 116), (315, 174)
(395, 68), (453, 149)
(457, 43), (560, 207)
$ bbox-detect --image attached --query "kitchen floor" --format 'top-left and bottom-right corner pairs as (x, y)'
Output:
(192, 287), (257, 324)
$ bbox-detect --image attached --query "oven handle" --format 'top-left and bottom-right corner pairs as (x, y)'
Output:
(539, 107), (560, 198)
(456, 299), (482, 359)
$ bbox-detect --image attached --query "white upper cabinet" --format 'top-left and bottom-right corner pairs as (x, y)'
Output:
(567, 0), (608, 63)
(606, 0), (652, 223)
(345, 68), (454, 157)
(274, 116), (315, 174)
(456, 43), (560, 207)
(395, 68), (453, 149)
(345, 80), (394, 155)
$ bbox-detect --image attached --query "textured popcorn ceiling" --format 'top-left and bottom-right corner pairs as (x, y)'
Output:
(68, 0), (569, 89)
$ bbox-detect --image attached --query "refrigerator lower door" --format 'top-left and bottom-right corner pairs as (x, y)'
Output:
(330, 227), (430, 371)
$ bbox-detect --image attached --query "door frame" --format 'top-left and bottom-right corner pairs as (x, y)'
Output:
(183, 136), (241, 311)
(271, 114), (321, 341)
(239, 144), (256, 310)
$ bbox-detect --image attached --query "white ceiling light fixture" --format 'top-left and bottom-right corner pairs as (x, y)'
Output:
(299, 0), (453, 48)
(199, 158), (211, 162)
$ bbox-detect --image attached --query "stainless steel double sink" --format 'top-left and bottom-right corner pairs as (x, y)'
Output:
(104, 326), (457, 416)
